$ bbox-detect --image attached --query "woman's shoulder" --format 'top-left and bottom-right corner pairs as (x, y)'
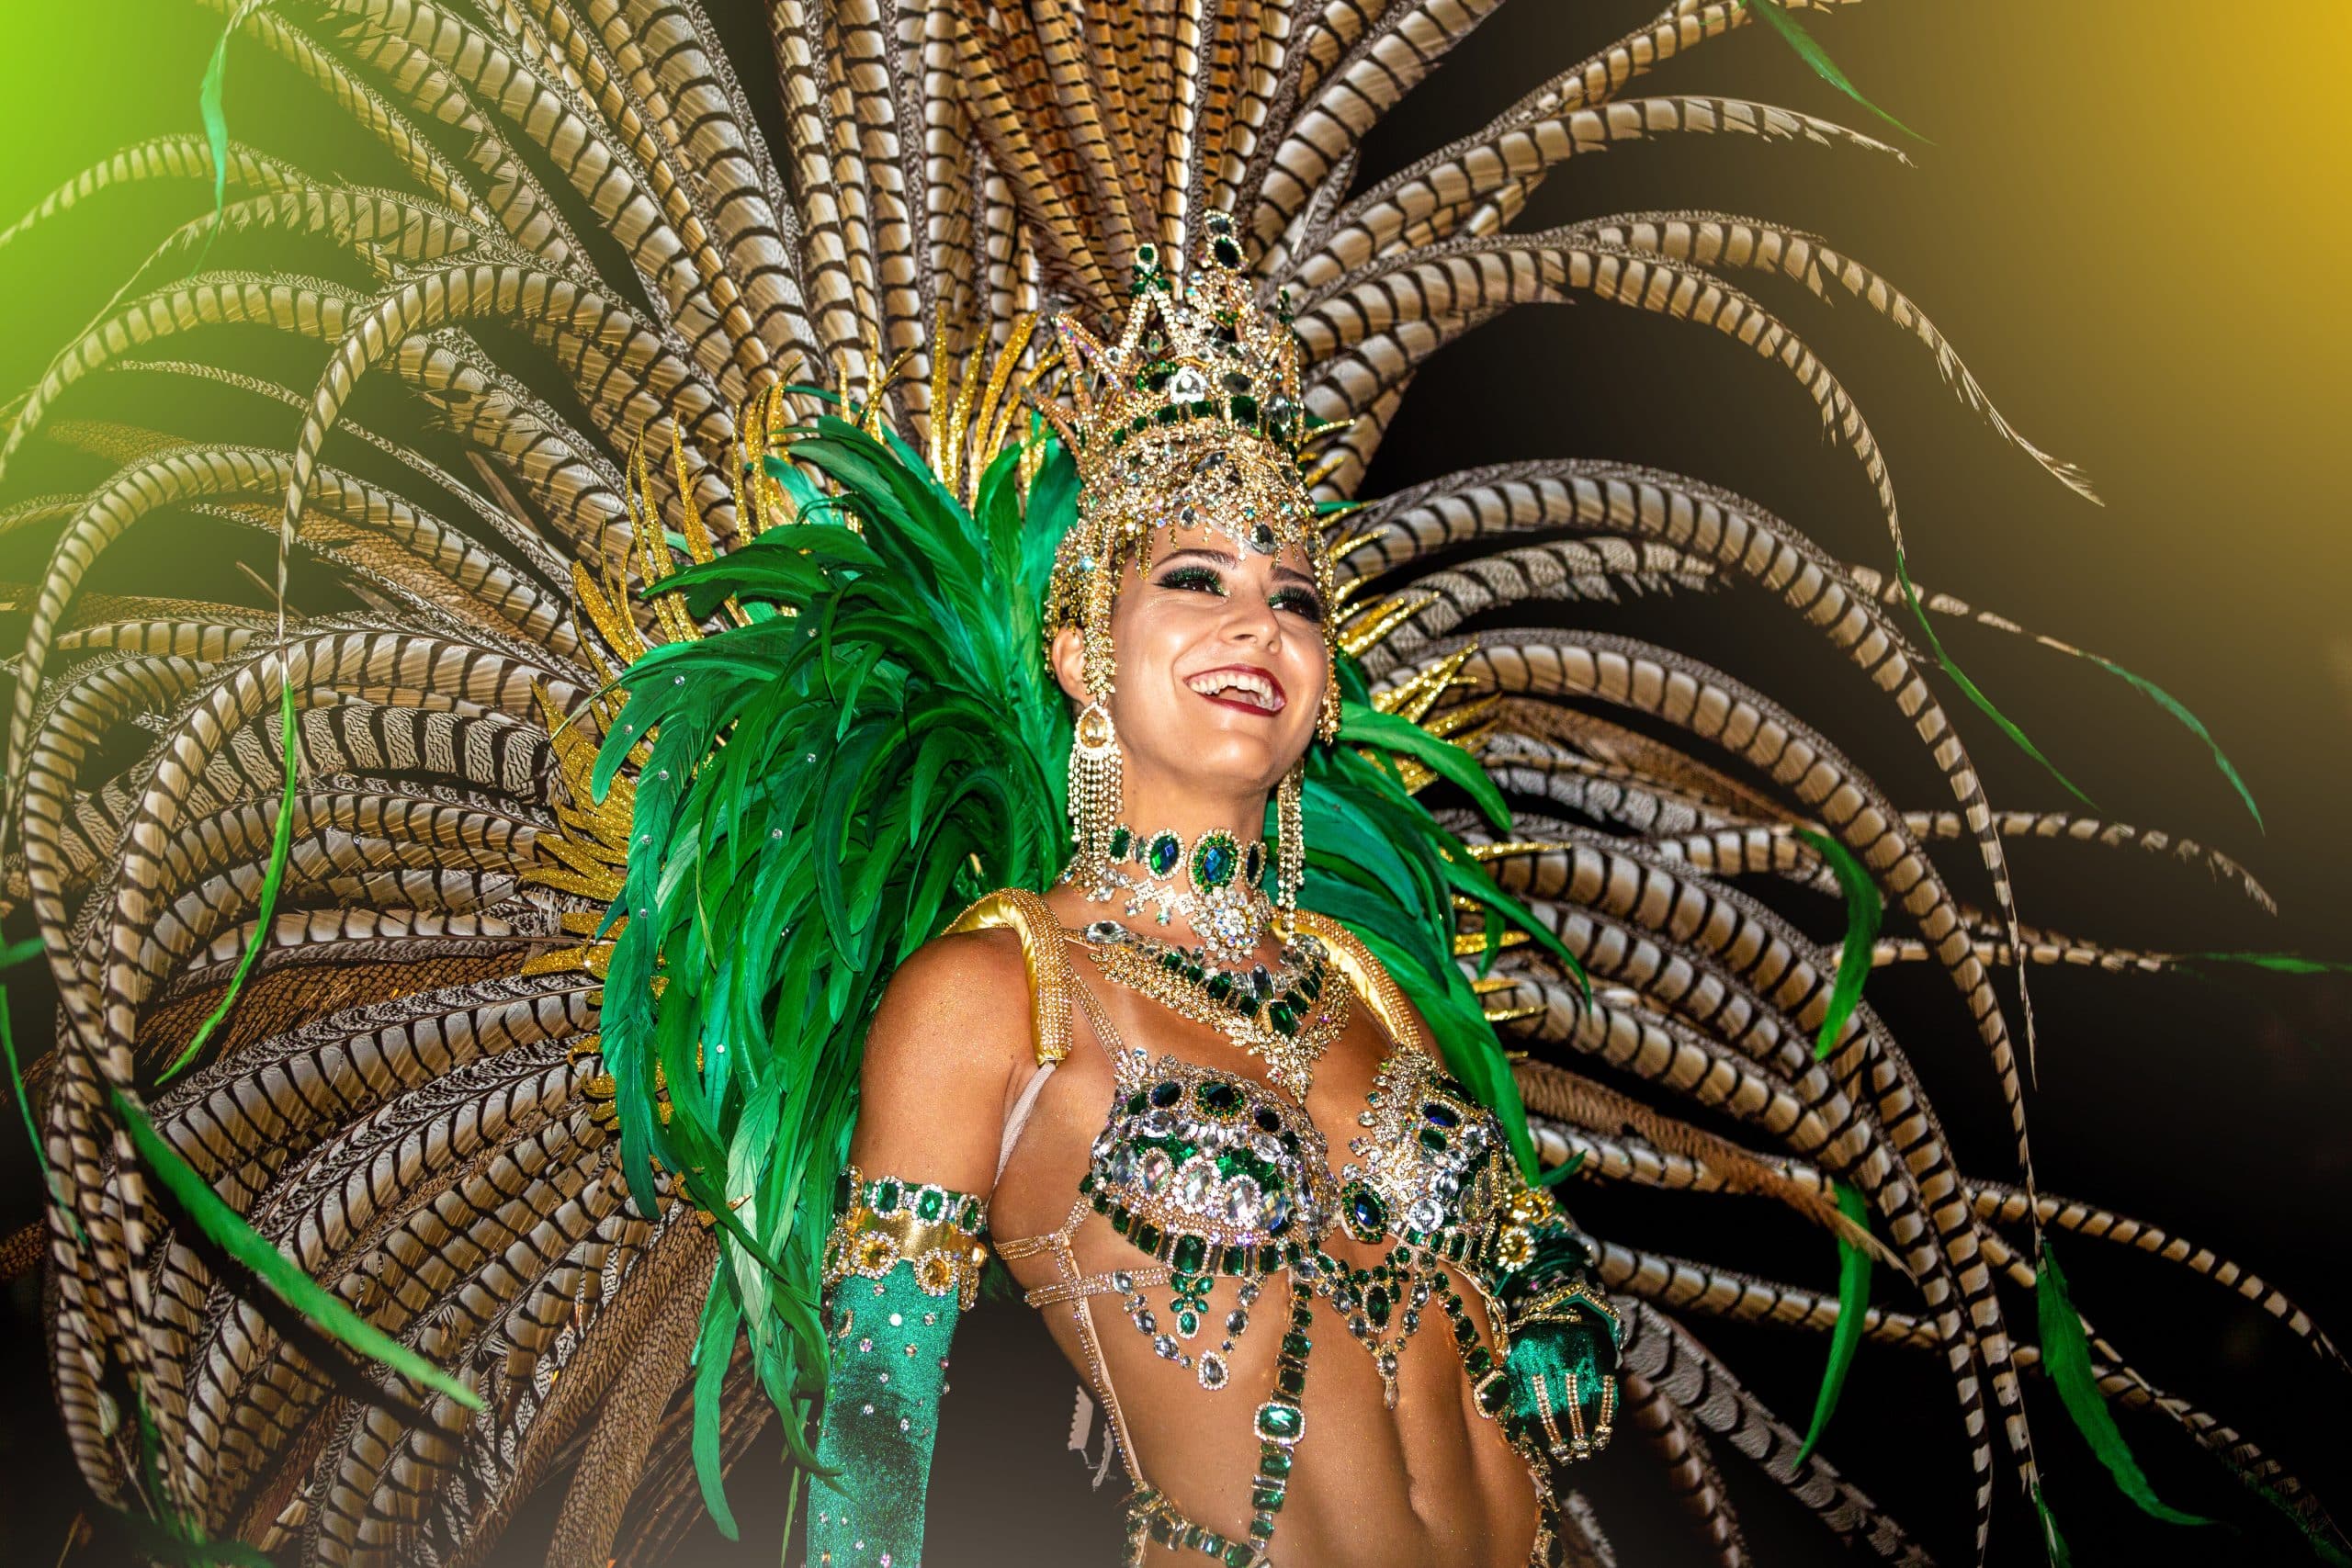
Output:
(879, 887), (1079, 1068)
(891, 916), (1031, 995)
(861, 919), (1035, 1100)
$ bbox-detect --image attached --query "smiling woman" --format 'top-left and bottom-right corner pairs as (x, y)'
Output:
(1073, 537), (1329, 812)
(808, 229), (1631, 1568)
(0, 3), (2344, 1567)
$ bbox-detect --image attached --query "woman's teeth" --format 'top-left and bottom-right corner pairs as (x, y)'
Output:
(1186, 670), (1284, 712)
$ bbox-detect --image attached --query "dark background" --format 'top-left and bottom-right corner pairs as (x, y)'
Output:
(2, 3), (2346, 1565)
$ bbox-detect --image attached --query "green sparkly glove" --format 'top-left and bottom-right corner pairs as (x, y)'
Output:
(1490, 1287), (1619, 1464)
(1478, 1185), (1621, 1467)
(807, 1168), (989, 1568)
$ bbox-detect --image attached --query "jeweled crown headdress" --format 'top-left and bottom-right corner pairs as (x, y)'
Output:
(1037, 209), (1340, 699)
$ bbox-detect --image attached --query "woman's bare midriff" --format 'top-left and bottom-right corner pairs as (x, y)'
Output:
(990, 944), (1544, 1568)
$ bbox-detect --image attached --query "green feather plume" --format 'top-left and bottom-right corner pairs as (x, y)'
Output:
(2035, 1242), (2217, 1530)
(1794, 826), (1883, 1061)
(1795, 1182), (1873, 1465)
(1741, 0), (1928, 143)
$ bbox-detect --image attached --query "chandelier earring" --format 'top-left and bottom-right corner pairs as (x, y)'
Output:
(1068, 697), (1124, 890)
(1273, 757), (1306, 917)
(1317, 650), (1342, 744)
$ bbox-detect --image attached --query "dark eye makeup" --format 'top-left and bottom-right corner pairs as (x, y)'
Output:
(1154, 563), (1326, 623)
(1156, 564), (1227, 594)
(1269, 587), (1325, 623)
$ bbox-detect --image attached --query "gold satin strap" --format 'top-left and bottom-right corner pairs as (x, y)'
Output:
(945, 887), (1078, 1066)
(1291, 909), (1426, 1054)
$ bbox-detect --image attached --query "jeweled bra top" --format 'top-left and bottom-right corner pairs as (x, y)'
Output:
(1080, 1043), (1518, 1279)
(957, 889), (1592, 1568)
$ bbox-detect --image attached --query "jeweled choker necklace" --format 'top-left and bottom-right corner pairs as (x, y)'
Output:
(1071, 821), (1272, 966)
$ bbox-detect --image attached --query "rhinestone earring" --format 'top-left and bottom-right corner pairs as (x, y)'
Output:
(1273, 758), (1306, 916)
(1317, 649), (1342, 744)
(1068, 698), (1123, 889)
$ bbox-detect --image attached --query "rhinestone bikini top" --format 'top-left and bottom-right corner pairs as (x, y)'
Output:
(944, 888), (1521, 1274)
(1079, 1038), (1518, 1278)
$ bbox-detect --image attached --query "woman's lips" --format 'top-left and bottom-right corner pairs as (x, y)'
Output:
(1183, 664), (1286, 714)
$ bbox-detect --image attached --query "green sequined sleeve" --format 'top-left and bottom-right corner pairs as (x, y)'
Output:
(1479, 1179), (1621, 1467)
(807, 1168), (989, 1568)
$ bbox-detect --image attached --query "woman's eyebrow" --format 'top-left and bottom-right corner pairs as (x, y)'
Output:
(1153, 545), (1320, 594)
(1154, 546), (1240, 570)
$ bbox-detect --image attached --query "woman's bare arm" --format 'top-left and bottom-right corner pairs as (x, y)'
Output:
(846, 925), (1035, 1194)
(804, 925), (1038, 1567)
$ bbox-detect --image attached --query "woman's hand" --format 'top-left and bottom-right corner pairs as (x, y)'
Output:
(1493, 1292), (1620, 1467)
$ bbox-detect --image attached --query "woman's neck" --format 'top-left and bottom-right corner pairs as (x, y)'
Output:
(1075, 778), (1276, 954)
(1114, 795), (1266, 850)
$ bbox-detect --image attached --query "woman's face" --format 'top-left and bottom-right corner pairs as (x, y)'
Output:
(1053, 522), (1329, 805)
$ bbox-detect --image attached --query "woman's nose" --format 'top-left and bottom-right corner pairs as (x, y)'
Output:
(1218, 588), (1281, 644)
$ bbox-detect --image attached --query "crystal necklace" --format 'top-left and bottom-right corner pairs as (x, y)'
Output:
(1074, 821), (1271, 966)
(1078, 919), (1345, 1101)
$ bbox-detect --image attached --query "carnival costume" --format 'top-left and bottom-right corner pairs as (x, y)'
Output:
(0, 4), (2339, 1568)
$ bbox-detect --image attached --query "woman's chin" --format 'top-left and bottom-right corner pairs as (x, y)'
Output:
(1137, 735), (1296, 795)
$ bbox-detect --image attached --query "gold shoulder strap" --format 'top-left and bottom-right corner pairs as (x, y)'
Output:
(944, 887), (1077, 1066)
(1290, 910), (1428, 1055)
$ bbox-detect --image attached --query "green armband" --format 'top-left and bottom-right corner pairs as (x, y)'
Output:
(807, 1167), (989, 1568)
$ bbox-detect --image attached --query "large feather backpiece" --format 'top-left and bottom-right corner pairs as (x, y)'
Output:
(0, 2), (2337, 1565)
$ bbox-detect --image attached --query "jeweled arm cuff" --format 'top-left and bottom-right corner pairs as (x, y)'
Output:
(820, 1164), (991, 1313)
(1489, 1179), (1612, 1315)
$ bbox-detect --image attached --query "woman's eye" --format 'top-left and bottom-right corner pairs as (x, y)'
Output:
(1157, 566), (1227, 595)
(1270, 589), (1325, 623)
